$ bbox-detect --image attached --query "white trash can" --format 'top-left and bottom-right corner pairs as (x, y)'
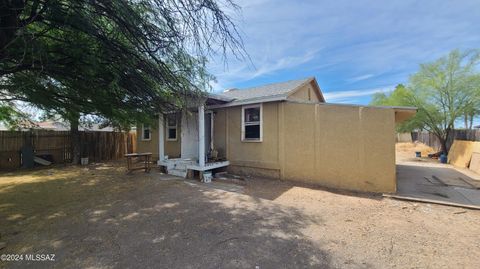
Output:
(81, 157), (89, 165)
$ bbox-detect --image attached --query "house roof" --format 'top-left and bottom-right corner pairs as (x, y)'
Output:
(208, 77), (324, 108)
(221, 77), (313, 100)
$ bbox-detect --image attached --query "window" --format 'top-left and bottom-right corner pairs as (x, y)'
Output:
(142, 124), (151, 140)
(242, 104), (262, 142)
(166, 114), (177, 141)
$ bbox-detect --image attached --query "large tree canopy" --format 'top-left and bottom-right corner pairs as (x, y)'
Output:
(371, 49), (480, 153)
(0, 0), (244, 123)
(1, 0), (245, 163)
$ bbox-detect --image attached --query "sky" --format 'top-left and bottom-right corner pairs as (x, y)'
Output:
(208, 0), (480, 105)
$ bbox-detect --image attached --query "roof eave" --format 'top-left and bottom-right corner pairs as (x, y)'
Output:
(206, 95), (288, 109)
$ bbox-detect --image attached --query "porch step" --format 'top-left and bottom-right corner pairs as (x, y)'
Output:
(168, 168), (187, 178)
(161, 159), (195, 171)
(174, 163), (189, 171)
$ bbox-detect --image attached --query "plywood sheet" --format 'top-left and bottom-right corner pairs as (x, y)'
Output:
(448, 140), (480, 168)
(469, 152), (480, 174)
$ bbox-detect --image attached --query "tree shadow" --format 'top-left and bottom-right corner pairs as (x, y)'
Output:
(0, 164), (334, 268)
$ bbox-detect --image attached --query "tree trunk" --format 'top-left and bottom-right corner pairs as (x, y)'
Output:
(70, 117), (81, 164)
(469, 114), (473, 129)
(464, 113), (469, 129)
(438, 128), (451, 155)
(440, 140), (448, 155)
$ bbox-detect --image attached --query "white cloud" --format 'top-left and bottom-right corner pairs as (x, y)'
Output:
(250, 50), (318, 78)
(210, 49), (320, 92)
(323, 85), (395, 102)
(348, 74), (375, 82)
(208, 0), (480, 103)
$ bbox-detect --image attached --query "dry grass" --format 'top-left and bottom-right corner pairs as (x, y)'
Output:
(396, 142), (436, 156)
(396, 142), (437, 163)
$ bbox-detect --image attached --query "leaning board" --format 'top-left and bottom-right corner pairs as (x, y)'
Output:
(448, 140), (480, 168)
(469, 152), (480, 174)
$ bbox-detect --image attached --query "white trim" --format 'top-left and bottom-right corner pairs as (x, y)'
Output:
(166, 114), (178, 141)
(187, 161), (230, 171)
(141, 123), (151, 141)
(210, 111), (214, 151)
(158, 114), (165, 162)
(206, 95), (288, 109)
(198, 105), (205, 167)
(241, 103), (263, 142)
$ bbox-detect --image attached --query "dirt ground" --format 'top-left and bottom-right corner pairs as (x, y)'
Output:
(0, 159), (479, 268)
(396, 142), (437, 163)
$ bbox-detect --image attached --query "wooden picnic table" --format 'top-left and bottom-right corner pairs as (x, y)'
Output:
(125, 152), (152, 173)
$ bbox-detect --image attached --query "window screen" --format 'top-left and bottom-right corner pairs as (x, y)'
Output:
(166, 114), (177, 140)
(242, 105), (261, 141)
(142, 124), (151, 140)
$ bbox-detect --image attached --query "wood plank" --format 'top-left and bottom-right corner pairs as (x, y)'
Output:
(448, 140), (480, 168)
(469, 152), (480, 174)
(383, 194), (480, 210)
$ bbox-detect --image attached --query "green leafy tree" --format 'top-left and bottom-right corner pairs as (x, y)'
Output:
(370, 84), (425, 133)
(1, 0), (245, 163)
(371, 49), (480, 153)
(462, 83), (480, 129)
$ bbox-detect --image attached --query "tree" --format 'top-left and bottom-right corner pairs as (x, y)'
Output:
(371, 49), (480, 154)
(370, 84), (426, 133)
(1, 0), (245, 163)
(463, 87), (480, 129)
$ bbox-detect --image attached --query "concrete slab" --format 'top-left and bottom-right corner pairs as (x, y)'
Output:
(396, 163), (480, 208)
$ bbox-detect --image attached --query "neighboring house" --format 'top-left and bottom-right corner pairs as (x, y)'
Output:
(36, 121), (115, 132)
(0, 120), (117, 131)
(36, 121), (71, 131)
(137, 77), (416, 193)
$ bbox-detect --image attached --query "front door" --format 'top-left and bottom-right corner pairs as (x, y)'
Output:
(180, 111), (199, 159)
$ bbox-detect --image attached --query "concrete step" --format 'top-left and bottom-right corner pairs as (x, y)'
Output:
(174, 163), (188, 170)
(168, 168), (187, 178)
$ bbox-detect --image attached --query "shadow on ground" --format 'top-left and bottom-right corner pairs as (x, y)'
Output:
(0, 164), (332, 268)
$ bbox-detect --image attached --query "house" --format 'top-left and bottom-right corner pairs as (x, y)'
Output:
(137, 77), (416, 193)
(0, 120), (116, 132)
(36, 121), (116, 132)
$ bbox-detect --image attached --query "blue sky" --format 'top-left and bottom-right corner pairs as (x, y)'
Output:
(208, 0), (480, 105)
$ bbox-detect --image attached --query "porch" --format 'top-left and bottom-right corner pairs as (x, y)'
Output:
(157, 98), (230, 180)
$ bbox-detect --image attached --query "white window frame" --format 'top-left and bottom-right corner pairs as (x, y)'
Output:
(166, 114), (178, 141)
(241, 103), (263, 142)
(141, 123), (151, 141)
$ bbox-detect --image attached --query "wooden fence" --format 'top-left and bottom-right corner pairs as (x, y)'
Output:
(411, 129), (480, 150)
(0, 130), (136, 170)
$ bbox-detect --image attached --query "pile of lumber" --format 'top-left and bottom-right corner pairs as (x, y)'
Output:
(448, 140), (480, 174)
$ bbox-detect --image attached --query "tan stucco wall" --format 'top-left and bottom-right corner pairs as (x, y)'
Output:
(281, 102), (396, 193)
(214, 101), (396, 193)
(212, 108), (227, 158)
(136, 113), (181, 160)
(213, 102), (282, 178)
(287, 81), (322, 102)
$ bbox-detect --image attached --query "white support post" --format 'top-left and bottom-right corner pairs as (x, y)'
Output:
(157, 113), (165, 165)
(198, 105), (205, 167)
(210, 112), (214, 151)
